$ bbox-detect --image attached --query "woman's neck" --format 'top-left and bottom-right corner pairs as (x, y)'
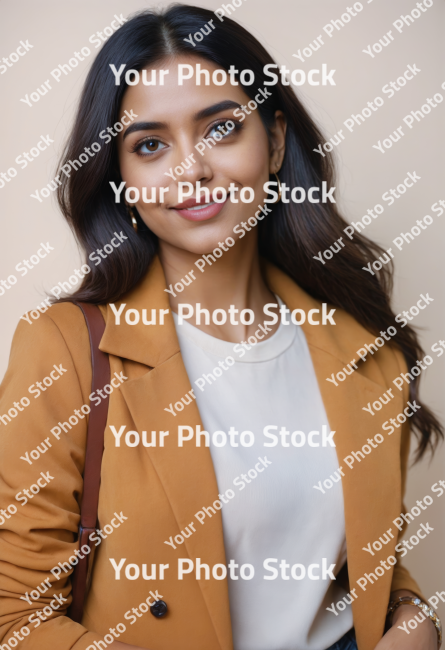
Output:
(159, 232), (279, 343)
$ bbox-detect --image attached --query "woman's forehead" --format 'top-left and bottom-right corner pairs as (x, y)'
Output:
(120, 55), (252, 123)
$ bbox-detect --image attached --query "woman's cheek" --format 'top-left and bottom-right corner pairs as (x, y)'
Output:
(120, 162), (170, 209)
(223, 130), (270, 197)
(209, 147), (269, 204)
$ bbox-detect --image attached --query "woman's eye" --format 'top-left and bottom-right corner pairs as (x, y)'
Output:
(208, 121), (234, 139)
(137, 139), (166, 155)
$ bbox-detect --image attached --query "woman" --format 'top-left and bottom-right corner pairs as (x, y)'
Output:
(0, 5), (442, 650)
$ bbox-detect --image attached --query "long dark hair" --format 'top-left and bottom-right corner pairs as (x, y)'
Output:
(56, 4), (442, 460)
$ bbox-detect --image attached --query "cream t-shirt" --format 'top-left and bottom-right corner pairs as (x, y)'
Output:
(173, 297), (353, 650)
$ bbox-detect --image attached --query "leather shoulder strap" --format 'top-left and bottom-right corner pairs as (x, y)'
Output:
(68, 302), (110, 623)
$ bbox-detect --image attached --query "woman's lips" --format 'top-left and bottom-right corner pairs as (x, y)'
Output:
(170, 196), (228, 221)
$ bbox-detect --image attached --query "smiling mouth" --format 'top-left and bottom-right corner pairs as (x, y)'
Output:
(186, 201), (216, 211)
(170, 196), (227, 221)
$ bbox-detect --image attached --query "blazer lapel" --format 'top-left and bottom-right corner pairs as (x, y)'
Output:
(265, 264), (405, 650)
(309, 347), (404, 650)
(99, 256), (233, 650)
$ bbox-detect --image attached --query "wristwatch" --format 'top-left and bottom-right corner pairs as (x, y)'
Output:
(387, 596), (442, 648)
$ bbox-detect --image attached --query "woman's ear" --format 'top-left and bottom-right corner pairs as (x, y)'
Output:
(269, 110), (287, 173)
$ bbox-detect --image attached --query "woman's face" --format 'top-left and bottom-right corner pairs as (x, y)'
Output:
(117, 55), (286, 255)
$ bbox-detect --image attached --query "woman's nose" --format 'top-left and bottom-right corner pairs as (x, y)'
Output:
(170, 136), (214, 187)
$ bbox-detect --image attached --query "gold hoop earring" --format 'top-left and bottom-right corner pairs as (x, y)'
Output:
(126, 205), (138, 232)
(273, 172), (282, 204)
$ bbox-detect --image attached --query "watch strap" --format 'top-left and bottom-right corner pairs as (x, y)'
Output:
(387, 596), (442, 647)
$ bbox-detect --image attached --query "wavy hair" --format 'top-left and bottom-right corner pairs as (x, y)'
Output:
(56, 4), (443, 460)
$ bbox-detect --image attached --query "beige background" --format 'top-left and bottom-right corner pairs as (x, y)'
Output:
(0, 0), (444, 618)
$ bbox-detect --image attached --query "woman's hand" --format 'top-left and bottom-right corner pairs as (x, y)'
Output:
(374, 590), (438, 650)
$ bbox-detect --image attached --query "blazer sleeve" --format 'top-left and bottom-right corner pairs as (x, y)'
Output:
(389, 346), (425, 599)
(0, 306), (107, 649)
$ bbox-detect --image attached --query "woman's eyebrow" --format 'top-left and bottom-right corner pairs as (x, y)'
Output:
(193, 100), (241, 121)
(123, 121), (166, 140)
(122, 100), (241, 141)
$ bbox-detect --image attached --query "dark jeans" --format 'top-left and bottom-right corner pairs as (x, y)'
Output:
(325, 628), (357, 650)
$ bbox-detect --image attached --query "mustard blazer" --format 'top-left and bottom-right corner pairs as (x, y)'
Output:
(0, 257), (423, 650)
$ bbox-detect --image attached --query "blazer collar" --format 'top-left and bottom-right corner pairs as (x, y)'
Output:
(100, 255), (384, 372)
(100, 256), (179, 367)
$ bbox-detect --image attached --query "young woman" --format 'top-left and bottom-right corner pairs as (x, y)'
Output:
(0, 6), (442, 650)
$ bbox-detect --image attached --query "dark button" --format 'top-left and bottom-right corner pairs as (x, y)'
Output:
(150, 600), (168, 618)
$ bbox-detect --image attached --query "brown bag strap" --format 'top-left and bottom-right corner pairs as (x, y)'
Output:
(68, 302), (110, 623)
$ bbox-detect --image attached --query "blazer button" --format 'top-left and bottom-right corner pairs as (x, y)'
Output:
(150, 600), (168, 618)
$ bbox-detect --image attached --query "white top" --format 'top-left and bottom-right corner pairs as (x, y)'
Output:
(173, 297), (353, 650)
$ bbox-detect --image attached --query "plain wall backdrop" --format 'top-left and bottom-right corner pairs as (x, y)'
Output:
(0, 0), (444, 618)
